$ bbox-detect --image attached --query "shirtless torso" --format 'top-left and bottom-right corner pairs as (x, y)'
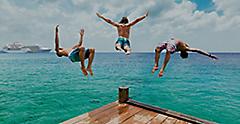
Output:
(117, 24), (130, 38)
(152, 38), (218, 77)
(54, 26), (95, 76)
(97, 12), (148, 54)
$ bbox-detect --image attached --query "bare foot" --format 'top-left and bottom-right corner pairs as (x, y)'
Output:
(125, 51), (131, 55)
(158, 71), (163, 77)
(86, 68), (93, 76)
(81, 67), (88, 76)
(151, 66), (158, 73)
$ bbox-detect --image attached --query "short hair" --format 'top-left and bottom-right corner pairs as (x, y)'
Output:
(180, 51), (188, 59)
(119, 17), (129, 24)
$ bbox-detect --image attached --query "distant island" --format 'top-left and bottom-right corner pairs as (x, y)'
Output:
(0, 42), (51, 53)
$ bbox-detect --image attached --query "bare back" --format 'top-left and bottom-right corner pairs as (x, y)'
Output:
(175, 40), (189, 51)
(117, 24), (131, 38)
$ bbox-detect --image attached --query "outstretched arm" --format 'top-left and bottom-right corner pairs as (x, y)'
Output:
(71, 29), (85, 49)
(186, 47), (218, 60)
(55, 25), (60, 53)
(79, 29), (84, 47)
(96, 12), (119, 27)
(127, 11), (148, 27)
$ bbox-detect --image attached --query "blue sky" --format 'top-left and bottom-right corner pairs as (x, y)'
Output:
(0, 0), (239, 52)
(176, 0), (215, 12)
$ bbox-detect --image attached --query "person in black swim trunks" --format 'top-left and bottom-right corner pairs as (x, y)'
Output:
(152, 38), (218, 77)
(54, 25), (95, 76)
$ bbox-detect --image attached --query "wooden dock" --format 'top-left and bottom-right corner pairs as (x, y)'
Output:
(62, 87), (215, 124)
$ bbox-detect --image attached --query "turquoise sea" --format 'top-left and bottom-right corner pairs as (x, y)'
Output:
(0, 52), (239, 124)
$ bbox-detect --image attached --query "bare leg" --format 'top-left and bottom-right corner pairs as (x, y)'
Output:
(72, 29), (84, 49)
(159, 51), (170, 77)
(79, 47), (88, 76)
(152, 47), (161, 73)
(124, 45), (131, 55)
(86, 48), (95, 76)
(115, 43), (125, 52)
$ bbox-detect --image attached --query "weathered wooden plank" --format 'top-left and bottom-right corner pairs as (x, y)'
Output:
(121, 108), (158, 124)
(78, 104), (135, 123)
(80, 104), (128, 123)
(127, 99), (214, 124)
(61, 101), (118, 124)
(147, 114), (168, 124)
(162, 117), (178, 124)
(99, 104), (143, 124)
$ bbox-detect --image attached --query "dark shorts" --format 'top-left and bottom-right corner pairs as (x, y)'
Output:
(68, 48), (90, 62)
(115, 37), (130, 51)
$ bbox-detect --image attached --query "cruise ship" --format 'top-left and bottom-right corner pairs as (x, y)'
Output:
(1, 42), (51, 53)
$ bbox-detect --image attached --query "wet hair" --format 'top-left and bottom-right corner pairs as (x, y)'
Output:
(119, 17), (129, 24)
(180, 51), (188, 59)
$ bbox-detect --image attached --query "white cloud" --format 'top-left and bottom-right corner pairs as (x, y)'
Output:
(0, 0), (239, 52)
(213, 0), (240, 30)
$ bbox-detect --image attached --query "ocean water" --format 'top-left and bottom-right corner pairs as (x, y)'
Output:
(0, 52), (239, 124)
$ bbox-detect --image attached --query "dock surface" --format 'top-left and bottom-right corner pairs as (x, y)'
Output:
(62, 87), (214, 124)
(62, 101), (180, 124)
(62, 100), (213, 124)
